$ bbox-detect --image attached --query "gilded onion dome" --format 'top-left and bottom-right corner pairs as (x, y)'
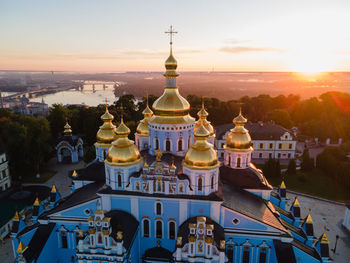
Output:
(194, 100), (214, 136)
(64, 121), (72, 136)
(150, 34), (195, 125)
(105, 117), (142, 166)
(136, 97), (153, 136)
(183, 119), (219, 169)
(96, 105), (117, 145)
(224, 109), (252, 151)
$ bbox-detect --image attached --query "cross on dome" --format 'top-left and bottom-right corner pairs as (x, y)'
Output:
(165, 25), (178, 46)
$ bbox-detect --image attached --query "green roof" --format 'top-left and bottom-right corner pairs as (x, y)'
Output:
(0, 200), (26, 227)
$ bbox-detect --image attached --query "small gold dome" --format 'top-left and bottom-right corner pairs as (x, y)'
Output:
(64, 122), (72, 136)
(164, 49), (179, 77)
(96, 106), (117, 145)
(136, 98), (153, 136)
(105, 118), (141, 166)
(183, 120), (219, 170)
(194, 102), (214, 136)
(225, 110), (252, 152)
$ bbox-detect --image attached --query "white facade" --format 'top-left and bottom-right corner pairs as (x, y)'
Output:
(0, 153), (11, 191)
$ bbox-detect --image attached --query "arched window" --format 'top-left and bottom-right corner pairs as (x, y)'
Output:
(169, 221), (176, 239)
(166, 139), (171, 152)
(135, 181), (140, 191)
(237, 156), (241, 168)
(211, 174), (215, 190)
(259, 248), (267, 263)
(117, 172), (122, 187)
(75, 232), (80, 246)
(143, 219), (150, 237)
(188, 136), (191, 148)
(243, 246), (250, 263)
(228, 155), (231, 166)
(155, 138), (159, 150)
(156, 202), (162, 215)
(97, 233), (103, 244)
(198, 177), (203, 191)
(90, 235), (95, 247)
(107, 169), (110, 185)
(61, 232), (67, 248)
(156, 220), (163, 238)
(178, 139), (183, 151)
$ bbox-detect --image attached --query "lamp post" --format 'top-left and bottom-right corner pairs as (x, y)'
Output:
(332, 234), (340, 254)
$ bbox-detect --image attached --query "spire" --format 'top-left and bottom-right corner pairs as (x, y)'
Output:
(320, 232), (329, 243)
(305, 214), (313, 223)
(13, 211), (19, 221)
(233, 107), (247, 126)
(293, 197), (300, 207)
(280, 180), (286, 188)
(164, 25), (179, 78)
(33, 197), (40, 206)
(72, 170), (78, 178)
(116, 116), (131, 137)
(51, 185), (57, 193)
(17, 241), (28, 254)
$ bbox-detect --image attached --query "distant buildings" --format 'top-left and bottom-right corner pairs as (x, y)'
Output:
(0, 152), (11, 191)
(1, 97), (48, 116)
(216, 121), (296, 162)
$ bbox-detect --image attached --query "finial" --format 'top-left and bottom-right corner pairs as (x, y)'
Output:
(280, 180), (286, 188)
(146, 94), (149, 106)
(105, 98), (109, 112)
(157, 240), (161, 247)
(72, 170), (77, 177)
(201, 96), (204, 109)
(51, 185), (57, 193)
(117, 103), (125, 121)
(33, 197), (40, 206)
(293, 197), (300, 207)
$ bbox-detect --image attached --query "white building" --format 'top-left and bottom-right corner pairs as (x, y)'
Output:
(216, 121), (296, 162)
(0, 152), (11, 191)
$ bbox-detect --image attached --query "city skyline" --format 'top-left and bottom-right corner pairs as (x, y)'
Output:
(1, 0), (350, 72)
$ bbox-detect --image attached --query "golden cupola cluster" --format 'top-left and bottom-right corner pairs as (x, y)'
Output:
(225, 109), (252, 151)
(96, 104), (118, 146)
(183, 119), (219, 170)
(150, 28), (194, 125)
(64, 121), (72, 136)
(105, 117), (142, 166)
(136, 97), (153, 136)
(194, 100), (214, 137)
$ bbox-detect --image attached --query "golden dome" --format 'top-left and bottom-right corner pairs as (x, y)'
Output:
(64, 122), (72, 136)
(224, 110), (252, 152)
(194, 101), (214, 136)
(136, 97), (153, 136)
(96, 105), (117, 145)
(183, 120), (219, 170)
(105, 118), (141, 166)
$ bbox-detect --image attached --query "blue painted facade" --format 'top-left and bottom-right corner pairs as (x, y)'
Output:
(12, 45), (331, 263)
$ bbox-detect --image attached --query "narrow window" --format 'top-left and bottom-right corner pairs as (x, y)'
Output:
(118, 173), (122, 187)
(228, 155), (231, 166)
(198, 177), (203, 191)
(259, 248), (267, 263)
(226, 245), (234, 262)
(156, 221), (163, 238)
(156, 202), (162, 215)
(155, 138), (159, 150)
(179, 184), (184, 193)
(211, 175), (214, 189)
(75, 232), (80, 246)
(90, 235), (95, 247)
(278, 143), (282, 149)
(243, 247), (250, 263)
(289, 143), (292, 149)
(288, 153), (291, 158)
(259, 153), (262, 158)
(237, 157), (241, 168)
(143, 219), (150, 237)
(166, 139), (171, 152)
(178, 139), (183, 151)
(98, 233), (103, 244)
(169, 221), (175, 239)
(278, 153), (281, 158)
(259, 143), (263, 148)
(269, 153), (272, 158)
(269, 143), (273, 149)
(61, 232), (67, 248)
(188, 136), (191, 147)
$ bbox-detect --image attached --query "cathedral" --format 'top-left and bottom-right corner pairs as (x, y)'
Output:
(12, 29), (331, 263)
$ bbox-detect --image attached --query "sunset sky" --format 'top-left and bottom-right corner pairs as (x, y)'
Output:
(1, 0), (350, 72)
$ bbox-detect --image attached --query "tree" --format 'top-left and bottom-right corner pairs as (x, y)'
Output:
(267, 109), (293, 128)
(47, 104), (68, 140)
(301, 149), (314, 171)
(287, 159), (297, 175)
(263, 158), (281, 178)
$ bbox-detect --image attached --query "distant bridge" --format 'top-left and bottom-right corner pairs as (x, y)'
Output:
(3, 85), (78, 100)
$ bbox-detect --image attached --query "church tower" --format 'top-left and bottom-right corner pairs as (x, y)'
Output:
(95, 102), (117, 162)
(149, 26), (195, 156)
(183, 119), (220, 195)
(223, 109), (253, 168)
(135, 96), (153, 151)
(105, 117), (142, 190)
(194, 99), (215, 145)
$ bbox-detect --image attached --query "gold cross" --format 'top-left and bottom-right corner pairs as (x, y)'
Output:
(165, 25), (178, 46)
(117, 103), (125, 118)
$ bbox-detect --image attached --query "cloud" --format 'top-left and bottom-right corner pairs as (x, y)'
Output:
(219, 46), (284, 54)
(224, 38), (251, 44)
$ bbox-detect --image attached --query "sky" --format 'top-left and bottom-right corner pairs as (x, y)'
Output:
(1, 0), (350, 72)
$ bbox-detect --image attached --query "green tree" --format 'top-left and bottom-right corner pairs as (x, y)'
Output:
(287, 159), (297, 175)
(268, 109), (293, 128)
(301, 149), (314, 171)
